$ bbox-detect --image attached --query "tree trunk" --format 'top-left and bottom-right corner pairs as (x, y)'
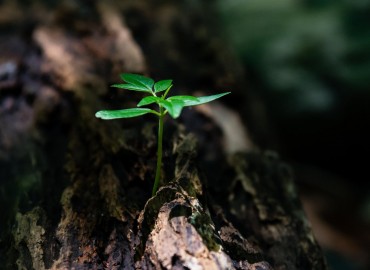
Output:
(0, 1), (327, 269)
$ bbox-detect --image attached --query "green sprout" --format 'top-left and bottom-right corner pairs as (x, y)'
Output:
(96, 73), (230, 196)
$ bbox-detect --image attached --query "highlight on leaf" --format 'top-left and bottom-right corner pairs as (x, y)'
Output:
(111, 83), (152, 93)
(95, 108), (157, 119)
(120, 73), (154, 92)
(167, 95), (199, 103)
(164, 99), (185, 119)
(154, 80), (173, 93)
(137, 96), (162, 107)
(183, 92), (231, 107)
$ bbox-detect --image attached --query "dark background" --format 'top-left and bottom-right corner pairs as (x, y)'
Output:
(215, 0), (370, 269)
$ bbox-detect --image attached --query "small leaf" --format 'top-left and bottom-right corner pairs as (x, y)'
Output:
(155, 99), (185, 119)
(167, 95), (199, 102)
(137, 96), (162, 107)
(165, 100), (185, 119)
(154, 80), (173, 93)
(183, 92), (231, 107)
(156, 99), (172, 113)
(120, 74), (154, 92)
(137, 96), (185, 118)
(111, 83), (152, 93)
(95, 108), (156, 119)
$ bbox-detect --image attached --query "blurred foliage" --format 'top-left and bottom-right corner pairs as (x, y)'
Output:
(217, 0), (370, 114)
(215, 2), (370, 269)
(215, 0), (370, 183)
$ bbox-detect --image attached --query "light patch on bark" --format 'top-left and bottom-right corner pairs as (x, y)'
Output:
(141, 196), (235, 269)
(98, 2), (146, 73)
(13, 208), (46, 270)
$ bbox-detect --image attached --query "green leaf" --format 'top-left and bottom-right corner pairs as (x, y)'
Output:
(137, 96), (162, 107)
(95, 108), (156, 119)
(183, 92), (231, 107)
(155, 99), (172, 112)
(165, 100), (185, 119)
(111, 83), (152, 93)
(154, 80), (173, 93)
(120, 73), (154, 92)
(167, 95), (199, 102)
(137, 96), (185, 118)
(153, 99), (183, 119)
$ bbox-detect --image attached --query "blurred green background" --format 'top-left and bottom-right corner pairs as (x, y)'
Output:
(215, 0), (370, 269)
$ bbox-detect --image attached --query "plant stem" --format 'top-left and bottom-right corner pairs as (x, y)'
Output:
(152, 106), (164, 196)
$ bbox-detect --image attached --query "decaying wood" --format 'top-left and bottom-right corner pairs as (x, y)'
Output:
(0, 1), (327, 269)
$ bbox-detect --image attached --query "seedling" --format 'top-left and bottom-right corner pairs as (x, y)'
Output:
(96, 73), (230, 196)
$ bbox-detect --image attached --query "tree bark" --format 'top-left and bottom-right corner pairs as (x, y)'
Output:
(0, 1), (327, 269)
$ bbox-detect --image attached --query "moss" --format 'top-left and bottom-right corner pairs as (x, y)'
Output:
(13, 207), (46, 270)
(188, 211), (221, 252)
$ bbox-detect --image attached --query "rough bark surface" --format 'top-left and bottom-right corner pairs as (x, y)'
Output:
(0, 1), (327, 269)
